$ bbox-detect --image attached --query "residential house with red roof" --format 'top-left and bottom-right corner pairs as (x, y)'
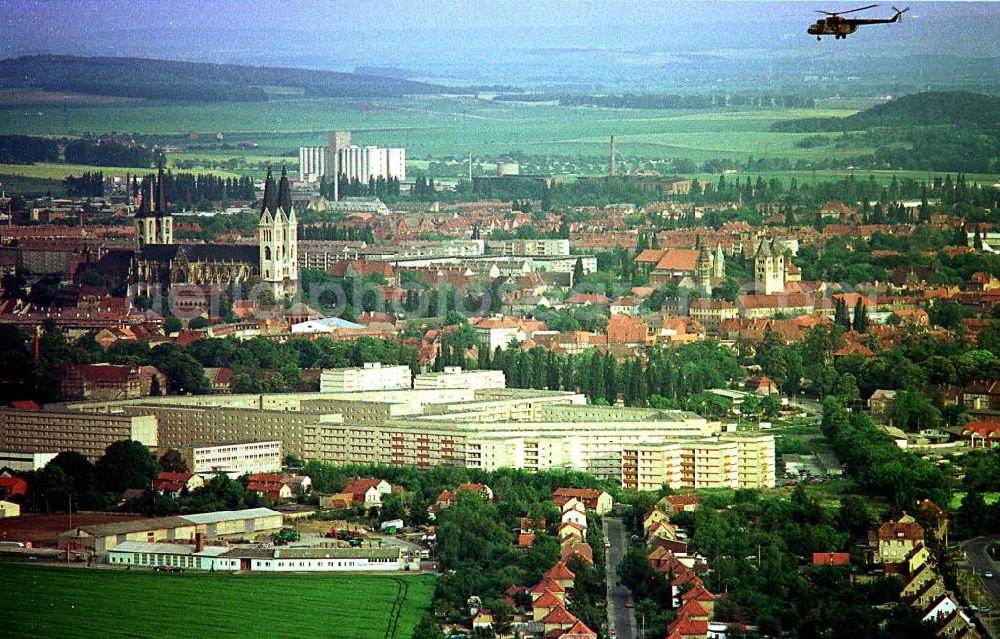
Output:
(544, 562), (576, 590)
(153, 472), (205, 498)
(560, 542), (594, 566)
(877, 517), (925, 566)
(551, 488), (613, 514)
(0, 476), (28, 500)
(342, 477), (396, 508)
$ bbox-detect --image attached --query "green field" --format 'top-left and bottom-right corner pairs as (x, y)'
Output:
(5, 96), (999, 187)
(2, 562), (435, 639)
(0, 96), (853, 161)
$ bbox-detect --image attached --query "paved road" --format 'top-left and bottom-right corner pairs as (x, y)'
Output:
(605, 517), (638, 639)
(961, 536), (1000, 638)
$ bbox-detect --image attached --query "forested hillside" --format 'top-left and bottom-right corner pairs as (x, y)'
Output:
(772, 91), (1000, 132)
(0, 55), (447, 102)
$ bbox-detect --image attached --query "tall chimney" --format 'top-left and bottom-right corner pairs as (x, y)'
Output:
(610, 135), (616, 177)
(468, 152), (473, 181)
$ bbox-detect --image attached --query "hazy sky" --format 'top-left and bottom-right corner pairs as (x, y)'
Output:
(2, 1), (997, 86)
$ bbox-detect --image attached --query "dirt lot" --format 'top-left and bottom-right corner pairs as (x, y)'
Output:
(0, 513), (146, 547)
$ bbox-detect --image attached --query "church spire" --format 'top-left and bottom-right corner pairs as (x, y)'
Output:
(277, 165), (293, 215)
(137, 176), (151, 216)
(260, 167), (277, 217)
(155, 161), (167, 215)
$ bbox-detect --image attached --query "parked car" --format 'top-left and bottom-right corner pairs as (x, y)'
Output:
(985, 571), (994, 578)
(626, 600), (634, 608)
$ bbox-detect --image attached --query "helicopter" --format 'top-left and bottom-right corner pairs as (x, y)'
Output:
(808, 5), (909, 39)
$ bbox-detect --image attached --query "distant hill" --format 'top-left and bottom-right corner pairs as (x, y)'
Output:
(0, 55), (448, 102)
(772, 91), (1000, 132)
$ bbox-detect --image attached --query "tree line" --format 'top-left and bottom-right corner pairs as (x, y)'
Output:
(64, 139), (163, 168)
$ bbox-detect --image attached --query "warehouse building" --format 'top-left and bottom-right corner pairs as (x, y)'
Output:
(108, 542), (411, 572)
(60, 508), (283, 553)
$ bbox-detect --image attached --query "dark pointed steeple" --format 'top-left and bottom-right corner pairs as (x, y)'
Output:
(136, 176), (152, 217)
(260, 167), (277, 216)
(155, 161), (167, 215)
(277, 165), (293, 215)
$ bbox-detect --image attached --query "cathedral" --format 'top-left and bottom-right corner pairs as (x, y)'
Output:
(129, 165), (298, 300)
(753, 237), (785, 295)
(695, 242), (726, 295)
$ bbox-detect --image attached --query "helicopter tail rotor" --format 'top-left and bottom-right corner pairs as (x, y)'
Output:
(891, 6), (910, 21)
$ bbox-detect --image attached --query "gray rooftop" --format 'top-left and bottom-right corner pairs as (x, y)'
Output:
(180, 508), (282, 525)
(110, 541), (230, 557)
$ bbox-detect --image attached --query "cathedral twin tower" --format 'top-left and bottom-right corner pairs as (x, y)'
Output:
(258, 167), (298, 299)
(131, 165), (297, 301)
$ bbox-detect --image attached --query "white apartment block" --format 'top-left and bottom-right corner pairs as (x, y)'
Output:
(620, 433), (775, 492)
(336, 146), (406, 184)
(414, 367), (506, 390)
(180, 440), (282, 475)
(298, 147), (329, 183)
(320, 363), (413, 393)
(487, 239), (571, 257)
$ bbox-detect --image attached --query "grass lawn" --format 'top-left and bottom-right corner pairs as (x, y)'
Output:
(2, 561), (435, 639)
(949, 492), (1000, 510)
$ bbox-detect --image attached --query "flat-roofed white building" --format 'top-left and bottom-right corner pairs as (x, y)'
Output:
(180, 440), (282, 475)
(320, 363), (413, 393)
(107, 542), (409, 572)
(336, 145), (405, 184)
(298, 146), (329, 182)
(414, 367), (506, 390)
(487, 239), (571, 257)
(0, 450), (57, 472)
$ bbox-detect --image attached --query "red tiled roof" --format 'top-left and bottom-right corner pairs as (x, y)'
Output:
(812, 552), (851, 566)
(878, 521), (925, 543)
(561, 542), (594, 565)
(541, 604), (577, 625)
(736, 292), (813, 310)
(545, 562), (576, 580)
(516, 533), (536, 547)
(8, 400), (40, 410)
(560, 620), (597, 638)
(833, 342), (874, 358)
(653, 249), (699, 272)
(531, 577), (566, 595)
(533, 590), (563, 608)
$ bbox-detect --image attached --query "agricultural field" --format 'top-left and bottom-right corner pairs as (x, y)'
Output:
(0, 96), (854, 162)
(5, 96), (998, 187)
(2, 561), (435, 639)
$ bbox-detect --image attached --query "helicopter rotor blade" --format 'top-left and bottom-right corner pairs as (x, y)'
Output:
(836, 4), (880, 16)
(818, 4), (879, 17)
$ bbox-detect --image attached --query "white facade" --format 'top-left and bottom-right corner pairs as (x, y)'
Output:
(181, 441), (282, 475)
(320, 363), (413, 393)
(298, 147), (329, 183)
(106, 541), (406, 572)
(0, 450), (57, 472)
(414, 367), (506, 391)
(487, 239), (571, 257)
(336, 145), (406, 184)
(0, 500), (20, 518)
